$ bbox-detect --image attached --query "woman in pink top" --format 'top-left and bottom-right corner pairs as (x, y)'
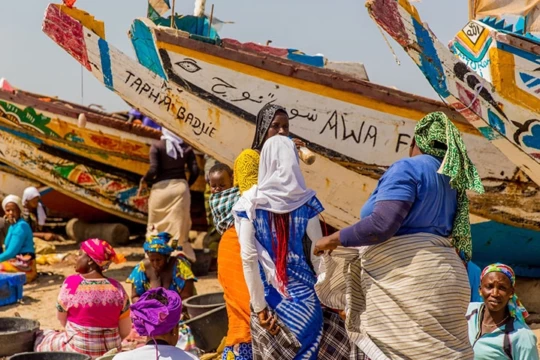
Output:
(35, 239), (132, 359)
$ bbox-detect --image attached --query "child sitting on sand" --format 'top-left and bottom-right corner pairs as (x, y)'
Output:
(208, 163), (253, 360)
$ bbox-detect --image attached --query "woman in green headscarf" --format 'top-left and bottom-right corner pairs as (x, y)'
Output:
(313, 112), (484, 359)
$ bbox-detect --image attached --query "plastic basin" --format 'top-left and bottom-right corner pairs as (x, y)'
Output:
(183, 292), (225, 318)
(0, 317), (39, 357)
(184, 305), (228, 352)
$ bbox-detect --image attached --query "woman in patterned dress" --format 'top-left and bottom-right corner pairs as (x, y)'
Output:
(233, 136), (325, 360)
(35, 239), (131, 359)
(127, 232), (197, 304)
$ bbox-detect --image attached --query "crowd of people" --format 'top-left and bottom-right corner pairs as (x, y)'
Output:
(0, 103), (539, 360)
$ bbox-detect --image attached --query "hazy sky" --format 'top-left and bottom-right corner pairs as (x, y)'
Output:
(0, 0), (468, 111)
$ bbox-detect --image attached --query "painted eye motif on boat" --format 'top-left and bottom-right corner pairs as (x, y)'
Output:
(175, 58), (202, 73)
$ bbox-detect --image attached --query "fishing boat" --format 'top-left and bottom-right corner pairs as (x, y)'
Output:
(366, 0), (540, 186)
(42, 3), (540, 275)
(0, 79), (159, 176)
(0, 164), (124, 222)
(0, 124), (148, 224)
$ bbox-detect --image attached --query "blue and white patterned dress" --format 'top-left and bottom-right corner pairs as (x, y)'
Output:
(238, 196), (324, 360)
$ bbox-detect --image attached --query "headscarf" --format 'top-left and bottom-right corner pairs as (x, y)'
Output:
(2, 195), (22, 212)
(143, 232), (174, 256)
(234, 135), (315, 221)
(130, 287), (182, 337)
(481, 263), (529, 323)
(413, 112), (484, 262)
(161, 128), (184, 159)
(233, 136), (315, 296)
(251, 104), (288, 150)
(22, 187), (47, 226)
(80, 239), (126, 271)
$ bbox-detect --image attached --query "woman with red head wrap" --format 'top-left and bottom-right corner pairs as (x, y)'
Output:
(35, 239), (131, 359)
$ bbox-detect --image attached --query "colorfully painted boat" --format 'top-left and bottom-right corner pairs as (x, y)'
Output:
(42, 3), (540, 274)
(366, 0), (540, 186)
(0, 82), (159, 176)
(0, 125), (148, 224)
(0, 164), (124, 222)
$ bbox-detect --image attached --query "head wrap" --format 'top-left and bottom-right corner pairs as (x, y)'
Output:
(481, 263), (528, 323)
(130, 287), (182, 337)
(143, 232), (174, 255)
(22, 187), (47, 226)
(413, 112), (484, 261)
(233, 136), (316, 296)
(2, 195), (22, 212)
(80, 239), (126, 271)
(161, 128), (185, 159)
(234, 136), (315, 221)
(251, 104), (288, 150)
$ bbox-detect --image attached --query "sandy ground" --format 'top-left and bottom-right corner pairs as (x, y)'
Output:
(0, 239), (222, 329)
(2, 239), (540, 355)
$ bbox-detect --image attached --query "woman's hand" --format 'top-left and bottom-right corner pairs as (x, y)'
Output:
(257, 308), (280, 335)
(291, 138), (306, 149)
(313, 232), (341, 256)
(137, 180), (148, 197)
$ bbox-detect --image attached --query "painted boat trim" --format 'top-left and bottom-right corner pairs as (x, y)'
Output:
(367, 0), (540, 187)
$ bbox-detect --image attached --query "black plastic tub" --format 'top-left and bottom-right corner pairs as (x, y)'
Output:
(8, 352), (91, 360)
(183, 292), (225, 318)
(0, 317), (39, 357)
(184, 305), (228, 352)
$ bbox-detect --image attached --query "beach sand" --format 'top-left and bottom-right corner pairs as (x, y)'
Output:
(0, 239), (221, 329)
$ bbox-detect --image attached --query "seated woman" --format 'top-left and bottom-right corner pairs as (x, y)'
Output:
(467, 263), (539, 360)
(127, 232), (197, 304)
(0, 195), (36, 283)
(113, 288), (197, 360)
(35, 239), (131, 359)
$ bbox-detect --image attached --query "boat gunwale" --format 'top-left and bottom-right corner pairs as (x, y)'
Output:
(0, 89), (161, 141)
(152, 27), (471, 126)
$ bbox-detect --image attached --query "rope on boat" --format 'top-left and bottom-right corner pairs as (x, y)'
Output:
(438, 81), (484, 113)
(374, 22), (401, 66)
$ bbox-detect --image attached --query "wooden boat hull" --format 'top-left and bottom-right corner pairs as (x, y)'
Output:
(0, 88), (159, 176)
(42, 4), (540, 274)
(0, 125), (148, 224)
(0, 165), (41, 201)
(366, 0), (540, 186)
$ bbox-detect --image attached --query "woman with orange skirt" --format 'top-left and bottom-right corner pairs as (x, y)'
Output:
(208, 163), (252, 359)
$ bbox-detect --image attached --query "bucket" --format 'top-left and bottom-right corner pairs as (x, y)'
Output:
(8, 352), (91, 360)
(184, 305), (228, 352)
(183, 292), (225, 318)
(191, 249), (213, 277)
(0, 317), (39, 357)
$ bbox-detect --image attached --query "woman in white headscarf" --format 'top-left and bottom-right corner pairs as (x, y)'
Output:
(138, 128), (200, 263)
(21, 187), (60, 242)
(0, 195), (36, 283)
(232, 136), (325, 359)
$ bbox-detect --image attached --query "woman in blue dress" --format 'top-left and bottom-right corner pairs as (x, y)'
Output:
(233, 135), (325, 360)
